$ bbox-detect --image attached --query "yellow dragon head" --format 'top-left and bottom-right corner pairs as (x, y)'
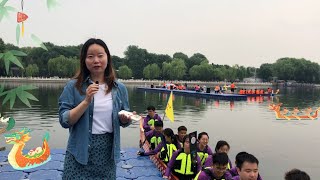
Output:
(4, 128), (31, 144)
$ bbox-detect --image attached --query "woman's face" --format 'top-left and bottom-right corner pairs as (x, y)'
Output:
(199, 135), (208, 147)
(218, 145), (229, 154)
(85, 44), (108, 75)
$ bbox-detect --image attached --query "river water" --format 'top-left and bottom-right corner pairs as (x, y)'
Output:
(1, 82), (319, 179)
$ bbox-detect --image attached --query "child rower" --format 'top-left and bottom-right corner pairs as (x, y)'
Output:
(175, 126), (187, 148)
(163, 135), (201, 180)
(138, 128), (180, 164)
(143, 105), (162, 132)
(197, 132), (214, 166)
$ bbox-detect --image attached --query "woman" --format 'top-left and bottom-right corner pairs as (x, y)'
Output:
(59, 38), (132, 179)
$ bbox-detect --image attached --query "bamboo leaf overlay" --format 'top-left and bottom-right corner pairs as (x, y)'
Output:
(31, 34), (48, 51)
(46, 0), (59, 11)
(0, 51), (26, 74)
(0, 0), (16, 22)
(0, 85), (4, 94)
(16, 24), (20, 45)
(0, 85), (39, 109)
(10, 50), (27, 57)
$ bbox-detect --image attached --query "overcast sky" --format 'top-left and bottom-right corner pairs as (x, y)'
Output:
(1, 0), (320, 67)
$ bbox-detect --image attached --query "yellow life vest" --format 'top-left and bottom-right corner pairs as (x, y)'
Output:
(197, 151), (208, 165)
(147, 119), (156, 126)
(150, 136), (162, 150)
(194, 167), (226, 180)
(173, 152), (196, 175)
(160, 144), (177, 163)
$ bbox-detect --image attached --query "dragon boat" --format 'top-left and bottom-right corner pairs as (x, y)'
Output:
(274, 108), (319, 120)
(270, 104), (320, 120)
(139, 118), (178, 180)
(4, 128), (51, 170)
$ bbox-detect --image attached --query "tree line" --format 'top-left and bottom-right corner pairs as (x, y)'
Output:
(1, 38), (319, 83)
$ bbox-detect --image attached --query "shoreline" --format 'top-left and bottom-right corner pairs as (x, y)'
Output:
(0, 77), (319, 87)
(0, 77), (272, 86)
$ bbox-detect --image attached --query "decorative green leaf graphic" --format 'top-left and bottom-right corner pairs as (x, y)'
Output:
(31, 34), (48, 51)
(0, 85), (38, 109)
(2, 51), (26, 74)
(10, 50), (27, 57)
(16, 24), (20, 45)
(47, 0), (59, 11)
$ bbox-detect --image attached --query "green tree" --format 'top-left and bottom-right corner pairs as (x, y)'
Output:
(189, 61), (214, 81)
(48, 55), (79, 77)
(258, 63), (273, 81)
(124, 45), (148, 79)
(173, 52), (188, 61)
(112, 55), (126, 70)
(185, 53), (207, 70)
(25, 64), (39, 77)
(118, 65), (132, 79)
(143, 63), (160, 79)
(162, 58), (186, 80)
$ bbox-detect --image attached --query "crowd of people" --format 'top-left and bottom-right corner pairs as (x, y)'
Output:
(138, 105), (311, 180)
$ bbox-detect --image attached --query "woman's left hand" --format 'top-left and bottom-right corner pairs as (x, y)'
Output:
(119, 111), (136, 124)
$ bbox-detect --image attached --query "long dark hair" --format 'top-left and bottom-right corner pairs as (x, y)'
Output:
(74, 38), (116, 94)
(163, 128), (177, 145)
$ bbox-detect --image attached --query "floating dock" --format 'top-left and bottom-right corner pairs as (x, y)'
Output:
(0, 148), (163, 180)
(137, 87), (248, 101)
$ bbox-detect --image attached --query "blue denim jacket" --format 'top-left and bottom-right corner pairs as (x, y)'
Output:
(58, 78), (131, 165)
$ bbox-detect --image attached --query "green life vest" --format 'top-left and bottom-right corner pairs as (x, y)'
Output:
(160, 143), (177, 163)
(150, 136), (162, 150)
(173, 152), (196, 175)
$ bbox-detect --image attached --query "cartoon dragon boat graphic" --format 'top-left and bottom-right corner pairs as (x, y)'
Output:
(4, 128), (51, 170)
(269, 104), (320, 120)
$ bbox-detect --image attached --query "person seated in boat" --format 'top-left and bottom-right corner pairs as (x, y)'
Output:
(204, 140), (232, 170)
(143, 105), (162, 132)
(175, 126), (187, 148)
(228, 152), (263, 180)
(162, 82), (166, 88)
(138, 128), (180, 164)
(255, 89), (260, 95)
(163, 135), (201, 180)
(214, 85), (220, 94)
(267, 88), (272, 94)
(231, 153), (261, 180)
(285, 169), (310, 180)
(145, 120), (163, 150)
(197, 132), (214, 166)
(281, 107), (291, 115)
(292, 107), (301, 116)
(238, 89), (244, 94)
(260, 89), (264, 95)
(305, 107), (313, 116)
(194, 152), (232, 180)
(195, 85), (201, 92)
(247, 89), (252, 94)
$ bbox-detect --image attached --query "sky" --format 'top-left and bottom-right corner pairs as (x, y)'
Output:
(1, 0), (320, 67)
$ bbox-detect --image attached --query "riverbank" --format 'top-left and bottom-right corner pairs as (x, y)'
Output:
(0, 77), (273, 86)
(1, 77), (319, 87)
